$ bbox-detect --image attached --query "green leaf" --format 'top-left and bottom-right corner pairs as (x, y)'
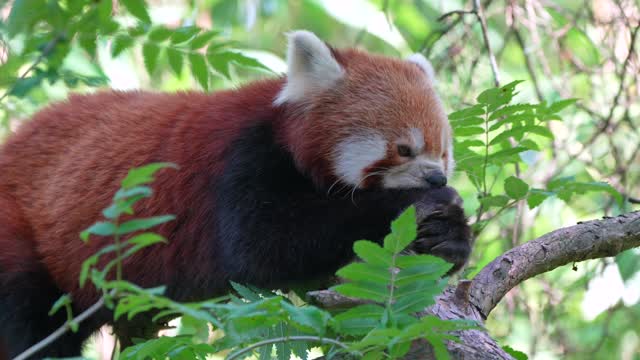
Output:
(487, 146), (528, 164)
(282, 302), (330, 334)
(142, 42), (161, 74)
(384, 206), (417, 254)
(502, 345), (529, 360)
(121, 162), (176, 189)
(479, 195), (510, 208)
(489, 125), (553, 146)
(332, 304), (384, 335)
(392, 286), (440, 312)
(9, 74), (45, 97)
(488, 103), (536, 121)
(454, 126), (485, 137)
(207, 50), (270, 79)
(336, 262), (390, 284)
(98, 0), (113, 25)
(111, 35), (134, 57)
(477, 80), (524, 110)
(190, 30), (220, 49)
(114, 185), (153, 201)
(48, 294), (72, 316)
(527, 189), (555, 209)
(167, 48), (184, 76)
(450, 116), (484, 128)
(504, 176), (529, 199)
(230, 281), (263, 301)
(81, 221), (116, 241)
(457, 139), (485, 148)
(332, 282), (388, 301)
(489, 113), (536, 132)
(564, 28), (600, 66)
(78, 34), (98, 57)
(121, 0), (151, 23)
(189, 53), (209, 90)
(616, 250), (639, 282)
(79, 254), (98, 286)
(6, 0), (48, 37)
(118, 215), (175, 234)
(547, 98), (578, 113)
(395, 262), (451, 286)
(148, 26), (173, 42)
(127, 233), (166, 247)
(389, 340), (411, 358)
(448, 104), (485, 120)
(275, 322), (291, 360)
(170, 26), (200, 44)
(520, 139), (540, 151)
(353, 240), (393, 266)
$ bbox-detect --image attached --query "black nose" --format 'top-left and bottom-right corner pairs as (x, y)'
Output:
(425, 171), (447, 188)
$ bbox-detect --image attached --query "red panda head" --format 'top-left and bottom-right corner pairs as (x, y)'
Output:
(274, 31), (453, 190)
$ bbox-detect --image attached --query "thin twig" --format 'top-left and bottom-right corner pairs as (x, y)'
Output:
(13, 294), (108, 360)
(473, 0), (500, 86)
(0, 33), (64, 104)
(226, 335), (352, 360)
(576, 22), (640, 155)
(438, 9), (476, 22)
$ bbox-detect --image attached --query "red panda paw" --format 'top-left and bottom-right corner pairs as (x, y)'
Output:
(408, 187), (473, 275)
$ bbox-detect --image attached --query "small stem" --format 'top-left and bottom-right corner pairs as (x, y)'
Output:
(226, 335), (352, 360)
(13, 294), (109, 360)
(114, 218), (122, 282)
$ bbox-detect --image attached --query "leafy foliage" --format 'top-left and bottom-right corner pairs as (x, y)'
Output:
(38, 167), (471, 359)
(2, 0), (638, 359)
(450, 81), (620, 233)
(332, 207), (477, 359)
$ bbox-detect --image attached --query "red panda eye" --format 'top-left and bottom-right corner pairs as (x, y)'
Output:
(397, 144), (413, 158)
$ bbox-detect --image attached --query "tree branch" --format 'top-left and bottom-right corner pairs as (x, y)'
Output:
(471, 210), (640, 317)
(308, 210), (640, 359)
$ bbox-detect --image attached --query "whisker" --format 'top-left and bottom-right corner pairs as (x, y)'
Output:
(350, 170), (387, 206)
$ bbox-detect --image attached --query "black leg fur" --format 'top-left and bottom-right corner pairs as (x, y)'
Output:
(412, 187), (473, 274)
(215, 122), (429, 289)
(0, 267), (100, 359)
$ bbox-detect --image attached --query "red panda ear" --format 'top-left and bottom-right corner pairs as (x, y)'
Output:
(274, 30), (345, 105)
(407, 53), (436, 85)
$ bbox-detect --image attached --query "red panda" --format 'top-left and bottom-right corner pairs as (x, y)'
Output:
(0, 31), (470, 358)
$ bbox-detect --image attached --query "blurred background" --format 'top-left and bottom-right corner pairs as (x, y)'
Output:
(1, 0), (639, 359)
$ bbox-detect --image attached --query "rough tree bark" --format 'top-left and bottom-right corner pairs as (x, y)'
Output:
(308, 210), (640, 359)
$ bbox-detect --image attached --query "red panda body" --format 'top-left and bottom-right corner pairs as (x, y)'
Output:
(0, 32), (470, 358)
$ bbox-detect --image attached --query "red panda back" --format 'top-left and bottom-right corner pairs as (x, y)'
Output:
(0, 80), (283, 306)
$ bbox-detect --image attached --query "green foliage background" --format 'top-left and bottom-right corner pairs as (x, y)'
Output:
(1, 0), (639, 359)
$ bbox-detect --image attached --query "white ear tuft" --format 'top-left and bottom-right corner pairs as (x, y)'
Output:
(407, 53), (436, 84)
(274, 30), (344, 105)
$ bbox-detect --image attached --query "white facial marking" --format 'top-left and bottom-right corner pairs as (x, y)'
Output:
(274, 30), (344, 105)
(407, 53), (436, 84)
(382, 155), (445, 189)
(447, 141), (455, 177)
(334, 132), (387, 186)
(409, 127), (425, 151)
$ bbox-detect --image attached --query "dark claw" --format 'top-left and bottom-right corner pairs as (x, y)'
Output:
(409, 186), (473, 274)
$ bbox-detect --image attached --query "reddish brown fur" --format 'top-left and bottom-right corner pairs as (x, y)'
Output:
(278, 49), (450, 186)
(0, 46), (450, 358)
(0, 81), (283, 309)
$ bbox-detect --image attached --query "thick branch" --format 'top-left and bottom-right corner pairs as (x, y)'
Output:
(471, 211), (640, 317)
